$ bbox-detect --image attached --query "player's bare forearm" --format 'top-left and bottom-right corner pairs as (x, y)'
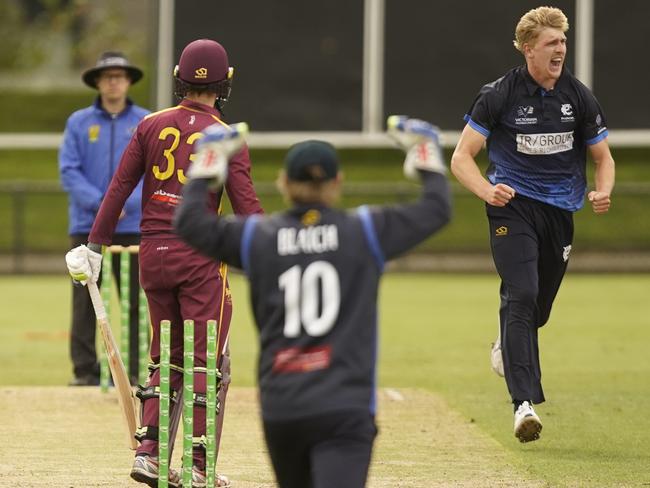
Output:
(451, 125), (514, 206)
(451, 150), (515, 207)
(594, 156), (615, 195)
(588, 140), (616, 214)
(451, 151), (490, 198)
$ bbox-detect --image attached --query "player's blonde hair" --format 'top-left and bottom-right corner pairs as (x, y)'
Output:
(513, 6), (569, 53)
(276, 171), (341, 207)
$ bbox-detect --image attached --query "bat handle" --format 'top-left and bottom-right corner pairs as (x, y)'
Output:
(88, 282), (107, 321)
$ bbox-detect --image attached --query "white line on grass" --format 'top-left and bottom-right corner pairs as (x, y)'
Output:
(384, 388), (404, 401)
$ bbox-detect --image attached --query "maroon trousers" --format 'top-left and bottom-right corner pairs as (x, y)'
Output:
(136, 238), (232, 467)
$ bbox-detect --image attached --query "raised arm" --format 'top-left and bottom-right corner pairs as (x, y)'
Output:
(174, 123), (251, 268)
(225, 144), (264, 216)
(363, 116), (452, 261)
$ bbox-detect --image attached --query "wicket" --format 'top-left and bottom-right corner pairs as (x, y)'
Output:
(159, 320), (171, 488)
(159, 319), (220, 488)
(99, 245), (150, 391)
(98, 248), (221, 484)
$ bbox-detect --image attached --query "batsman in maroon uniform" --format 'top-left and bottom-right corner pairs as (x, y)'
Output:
(68, 39), (262, 488)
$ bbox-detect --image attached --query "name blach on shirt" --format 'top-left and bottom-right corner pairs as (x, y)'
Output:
(277, 225), (339, 256)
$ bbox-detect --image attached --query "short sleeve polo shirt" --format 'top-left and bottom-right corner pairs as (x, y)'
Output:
(464, 66), (608, 211)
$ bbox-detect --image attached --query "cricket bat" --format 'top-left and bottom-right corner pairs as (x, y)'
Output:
(88, 282), (139, 450)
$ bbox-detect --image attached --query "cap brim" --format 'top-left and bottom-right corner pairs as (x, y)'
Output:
(82, 66), (143, 88)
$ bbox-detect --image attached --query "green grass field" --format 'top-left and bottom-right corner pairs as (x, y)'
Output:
(1, 272), (648, 487)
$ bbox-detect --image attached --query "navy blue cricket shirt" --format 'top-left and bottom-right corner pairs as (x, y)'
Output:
(464, 66), (608, 211)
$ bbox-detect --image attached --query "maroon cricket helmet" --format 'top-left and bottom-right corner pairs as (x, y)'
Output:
(174, 39), (230, 85)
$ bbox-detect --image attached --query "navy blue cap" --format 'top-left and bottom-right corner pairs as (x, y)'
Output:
(285, 140), (338, 182)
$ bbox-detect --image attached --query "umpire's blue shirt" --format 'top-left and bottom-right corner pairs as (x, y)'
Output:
(464, 66), (608, 211)
(59, 97), (149, 234)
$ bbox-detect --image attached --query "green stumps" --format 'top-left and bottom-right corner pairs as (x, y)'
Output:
(99, 245), (150, 390)
(158, 318), (220, 486)
(138, 287), (150, 386)
(158, 319), (171, 488)
(182, 320), (195, 488)
(206, 319), (218, 487)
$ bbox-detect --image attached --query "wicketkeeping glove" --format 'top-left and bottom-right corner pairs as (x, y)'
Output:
(65, 244), (102, 285)
(187, 122), (249, 189)
(387, 115), (446, 179)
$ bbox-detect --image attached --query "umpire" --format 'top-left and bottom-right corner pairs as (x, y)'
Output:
(59, 51), (148, 386)
(451, 6), (615, 442)
(173, 117), (451, 488)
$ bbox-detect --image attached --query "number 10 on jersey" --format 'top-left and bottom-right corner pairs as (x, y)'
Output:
(278, 261), (340, 338)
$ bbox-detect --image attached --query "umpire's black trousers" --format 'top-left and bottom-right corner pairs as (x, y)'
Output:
(487, 195), (573, 404)
(69, 233), (141, 380)
(263, 410), (377, 488)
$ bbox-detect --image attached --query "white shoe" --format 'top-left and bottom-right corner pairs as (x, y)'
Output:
(490, 338), (505, 377)
(130, 455), (181, 488)
(191, 466), (231, 488)
(514, 401), (542, 443)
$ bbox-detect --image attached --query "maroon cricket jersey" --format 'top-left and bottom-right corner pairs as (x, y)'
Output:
(89, 98), (262, 244)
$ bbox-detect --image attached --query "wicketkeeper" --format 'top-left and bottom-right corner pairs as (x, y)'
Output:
(173, 116), (452, 488)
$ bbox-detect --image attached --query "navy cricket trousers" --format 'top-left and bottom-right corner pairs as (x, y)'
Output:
(264, 410), (377, 488)
(486, 195), (573, 404)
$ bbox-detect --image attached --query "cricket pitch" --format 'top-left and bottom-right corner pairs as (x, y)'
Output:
(0, 387), (543, 487)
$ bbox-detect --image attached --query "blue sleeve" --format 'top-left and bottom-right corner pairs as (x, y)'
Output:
(464, 115), (490, 138)
(464, 83), (505, 136)
(58, 115), (103, 211)
(240, 215), (260, 275)
(357, 206), (385, 271)
(362, 172), (451, 262)
(581, 90), (609, 145)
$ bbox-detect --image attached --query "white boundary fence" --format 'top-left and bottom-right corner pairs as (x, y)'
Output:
(0, 130), (649, 150)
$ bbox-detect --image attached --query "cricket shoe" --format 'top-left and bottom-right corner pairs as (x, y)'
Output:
(67, 374), (100, 386)
(130, 454), (181, 488)
(490, 337), (505, 377)
(514, 401), (542, 443)
(191, 466), (231, 488)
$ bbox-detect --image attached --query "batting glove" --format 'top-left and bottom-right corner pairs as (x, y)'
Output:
(65, 244), (102, 285)
(187, 122), (249, 188)
(387, 115), (446, 178)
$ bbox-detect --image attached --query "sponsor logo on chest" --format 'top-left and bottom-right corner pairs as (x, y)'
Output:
(151, 189), (182, 206)
(516, 131), (574, 155)
(88, 124), (100, 142)
(515, 106), (537, 125)
(560, 103), (575, 122)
